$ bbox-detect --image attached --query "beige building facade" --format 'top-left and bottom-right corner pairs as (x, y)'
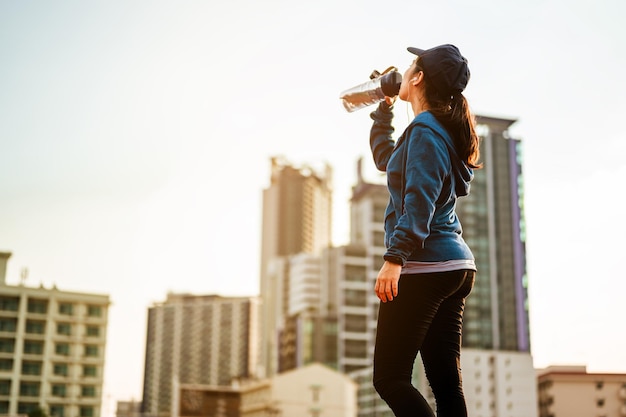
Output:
(0, 251), (109, 417)
(175, 363), (357, 417)
(259, 158), (333, 378)
(537, 365), (626, 417)
(142, 293), (261, 417)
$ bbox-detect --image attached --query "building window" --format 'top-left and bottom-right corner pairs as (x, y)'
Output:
(53, 364), (68, 376)
(58, 303), (74, 315)
(0, 338), (15, 353)
(83, 365), (97, 377)
(0, 318), (17, 332)
(373, 230), (385, 246)
(84, 345), (98, 357)
(0, 380), (11, 395)
(597, 398), (605, 407)
(52, 384), (67, 397)
(309, 407), (322, 417)
(344, 289), (367, 307)
(0, 297), (19, 311)
(27, 299), (48, 314)
(344, 265), (366, 282)
(25, 320), (45, 334)
(49, 405), (65, 417)
(81, 385), (96, 397)
(86, 326), (100, 337)
(80, 406), (94, 417)
(55, 343), (70, 356)
(21, 361), (42, 376)
(371, 255), (384, 271)
(0, 359), (13, 371)
(87, 306), (102, 317)
(17, 403), (39, 415)
(57, 323), (71, 335)
(344, 314), (367, 332)
(23, 340), (44, 355)
(373, 204), (386, 222)
(596, 381), (604, 390)
(19, 382), (40, 397)
(0, 401), (8, 414)
(310, 384), (321, 402)
(344, 339), (367, 358)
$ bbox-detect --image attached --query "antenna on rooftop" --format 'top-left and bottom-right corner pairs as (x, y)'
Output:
(20, 267), (28, 286)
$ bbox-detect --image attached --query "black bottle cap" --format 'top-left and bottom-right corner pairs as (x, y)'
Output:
(380, 71), (402, 97)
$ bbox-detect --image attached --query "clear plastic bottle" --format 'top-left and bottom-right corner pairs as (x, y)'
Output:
(339, 68), (402, 112)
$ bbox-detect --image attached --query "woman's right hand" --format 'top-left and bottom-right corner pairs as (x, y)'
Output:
(384, 96), (396, 106)
(375, 261), (402, 302)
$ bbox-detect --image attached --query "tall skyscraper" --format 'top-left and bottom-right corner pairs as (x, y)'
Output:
(259, 157), (333, 377)
(457, 115), (530, 352)
(273, 160), (388, 375)
(141, 293), (260, 417)
(0, 252), (109, 417)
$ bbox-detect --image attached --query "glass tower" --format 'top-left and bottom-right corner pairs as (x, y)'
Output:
(458, 115), (529, 352)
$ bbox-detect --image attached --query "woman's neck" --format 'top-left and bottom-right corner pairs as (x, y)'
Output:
(411, 99), (429, 117)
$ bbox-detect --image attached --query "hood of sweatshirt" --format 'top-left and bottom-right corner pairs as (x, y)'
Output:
(412, 111), (474, 197)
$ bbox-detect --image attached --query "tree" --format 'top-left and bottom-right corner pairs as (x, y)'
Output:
(28, 407), (48, 417)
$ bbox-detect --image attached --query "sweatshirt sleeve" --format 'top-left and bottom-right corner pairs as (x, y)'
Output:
(384, 125), (451, 263)
(369, 102), (395, 172)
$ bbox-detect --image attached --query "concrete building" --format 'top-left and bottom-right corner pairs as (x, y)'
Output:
(537, 365), (626, 417)
(274, 161), (385, 375)
(272, 363), (357, 417)
(351, 349), (537, 417)
(0, 251), (109, 417)
(439, 349), (537, 417)
(278, 253), (338, 373)
(259, 157), (333, 378)
(175, 363), (357, 417)
(141, 293), (261, 417)
(115, 400), (142, 417)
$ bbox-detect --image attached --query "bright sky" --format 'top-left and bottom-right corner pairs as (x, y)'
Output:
(1, 0), (625, 413)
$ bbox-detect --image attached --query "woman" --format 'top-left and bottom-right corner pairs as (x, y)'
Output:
(370, 44), (481, 417)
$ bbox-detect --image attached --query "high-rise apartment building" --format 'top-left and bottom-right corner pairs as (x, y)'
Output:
(457, 115), (530, 352)
(141, 293), (260, 417)
(330, 162), (388, 375)
(272, 160), (387, 376)
(0, 252), (109, 417)
(259, 157), (333, 377)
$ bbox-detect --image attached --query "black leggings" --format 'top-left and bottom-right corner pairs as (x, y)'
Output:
(373, 269), (475, 417)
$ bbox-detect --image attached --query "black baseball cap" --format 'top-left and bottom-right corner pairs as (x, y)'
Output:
(407, 44), (470, 95)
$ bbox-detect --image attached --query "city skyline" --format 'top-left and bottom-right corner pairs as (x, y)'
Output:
(2, 0), (626, 414)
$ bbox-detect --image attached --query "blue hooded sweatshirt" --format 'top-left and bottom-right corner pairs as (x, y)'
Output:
(370, 102), (474, 265)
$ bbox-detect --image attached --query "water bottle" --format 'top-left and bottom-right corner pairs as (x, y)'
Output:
(339, 67), (403, 112)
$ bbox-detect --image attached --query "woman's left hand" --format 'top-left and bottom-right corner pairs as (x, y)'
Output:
(375, 261), (402, 302)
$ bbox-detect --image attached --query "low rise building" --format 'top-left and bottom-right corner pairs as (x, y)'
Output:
(175, 363), (357, 417)
(537, 365), (626, 417)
